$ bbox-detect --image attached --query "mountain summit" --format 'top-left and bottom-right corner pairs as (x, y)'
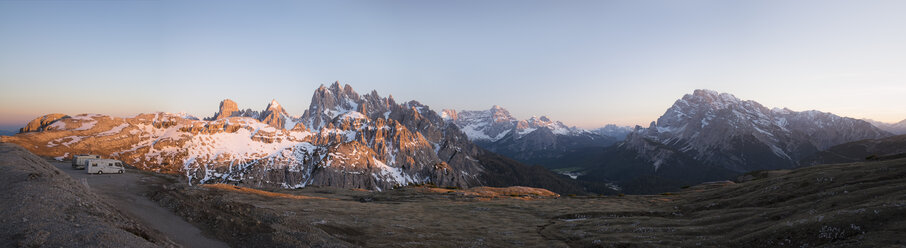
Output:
(579, 89), (892, 193)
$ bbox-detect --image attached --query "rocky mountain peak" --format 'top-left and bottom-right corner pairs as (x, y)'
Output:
(264, 99), (288, 116)
(260, 99), (292, 129)
(214, 99), (240, 120)
(441, 109), (458, 121)
(267, 99), (282, 110)
(680, 89), (747, 111)
(625, 89), (891, 173)
(487, 106), (515, 123)
(303, 81), (364, 130)
(517, 116), (574, 136)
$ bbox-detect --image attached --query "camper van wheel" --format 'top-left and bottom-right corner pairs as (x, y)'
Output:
(118, 170), (124, 174)
(97, 171), (103, 175)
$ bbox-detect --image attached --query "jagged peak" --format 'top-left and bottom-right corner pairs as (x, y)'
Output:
(220, 98), (237, 107)
(674, 89), (744, 111)
(441, 109), (457, 121)
(264, 99), (287, 116)
(344, 84), (355, 93)
(692, 89), (720, 97)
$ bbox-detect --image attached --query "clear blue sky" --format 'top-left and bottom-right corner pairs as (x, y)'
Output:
(1, 0), (905, 131)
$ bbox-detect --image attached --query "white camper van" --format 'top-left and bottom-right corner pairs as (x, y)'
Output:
(72, 154), (100, 169)
(85, 159), (125, 174)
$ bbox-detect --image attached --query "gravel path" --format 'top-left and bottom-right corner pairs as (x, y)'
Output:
(48, 159), (229, 248)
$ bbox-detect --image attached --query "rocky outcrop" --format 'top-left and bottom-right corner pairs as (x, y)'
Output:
(19, 113), (69, 133)
(213, 99), (239, 120)
(259, 100), (290, 129)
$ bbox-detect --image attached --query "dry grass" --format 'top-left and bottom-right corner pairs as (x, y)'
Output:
(416, 185), (559, 199)
(203, 184), (330, 200)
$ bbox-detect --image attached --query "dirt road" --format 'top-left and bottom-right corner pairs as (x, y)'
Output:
(49, 159), (229, 248)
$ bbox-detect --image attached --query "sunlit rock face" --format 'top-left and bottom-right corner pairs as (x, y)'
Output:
(19, 113), (69, 133)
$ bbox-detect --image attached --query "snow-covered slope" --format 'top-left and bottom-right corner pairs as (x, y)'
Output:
(443, 106), (595, 142)
(441, 106), (517, 142)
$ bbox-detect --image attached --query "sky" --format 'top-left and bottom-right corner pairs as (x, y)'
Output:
(1, 0), (905, 131)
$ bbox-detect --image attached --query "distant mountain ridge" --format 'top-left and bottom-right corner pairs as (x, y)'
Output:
(442, 106), (626, 169)
(3, 82), (585, 194)
(579, 89), (892, 193)
(865, 118), (906, 135)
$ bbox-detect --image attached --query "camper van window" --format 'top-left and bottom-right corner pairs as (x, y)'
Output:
(92, 163), (97, 167)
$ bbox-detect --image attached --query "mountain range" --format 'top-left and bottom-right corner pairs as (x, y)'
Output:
(576, 89), (892, 193)
(3, 86), (902, 195)
(1, 82), (584, 194)
(441, 106), (629, 169)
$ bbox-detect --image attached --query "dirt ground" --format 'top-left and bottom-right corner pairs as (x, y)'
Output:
(47, 159), (229, 248)
(4, 141), (906, 247)
(151, 158), (906, 247)
(0, 143), (175, 247)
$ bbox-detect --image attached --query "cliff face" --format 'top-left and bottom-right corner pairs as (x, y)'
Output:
(214, 99), (239, 120)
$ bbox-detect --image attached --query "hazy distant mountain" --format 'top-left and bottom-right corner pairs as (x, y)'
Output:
(2, 82), (584, 194)
(579, 89), (892, 193)
(592, 124), (632, 141)
(865, 118), (906, 135)
(443, 106), (619, 169)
